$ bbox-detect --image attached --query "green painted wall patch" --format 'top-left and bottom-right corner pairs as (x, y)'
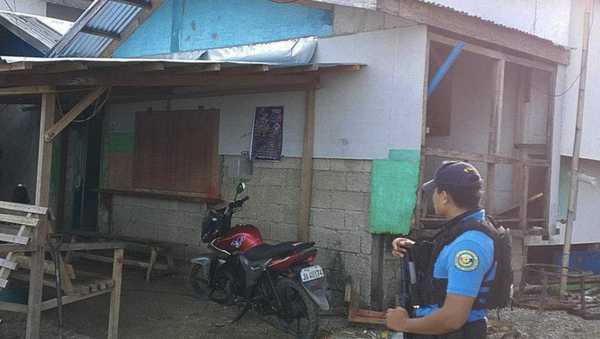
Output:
(369, 149), (421, 235)
(106, 132), (135, 153)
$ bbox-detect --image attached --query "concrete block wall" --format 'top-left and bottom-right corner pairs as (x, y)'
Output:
(224, 155), (374, 307)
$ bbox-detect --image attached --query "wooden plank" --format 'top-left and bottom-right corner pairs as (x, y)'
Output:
(72, 252), (169, 270)
(425, 148), (548, 167)
(45, 0), (92, 10)
(520, 155), (530, 230)
(27, 92), (55, 339)
(0, 301), (28, 313)
(379, 0), (568, 65)
(55, 241), (128, 251)
(429, 33), (556, 72)
(81, 27), (121, 40)
(0, 244), (34, 253)
(298, 88), (316, 242)
(40, 289), (112, 311)
(0, 258), (17, 270)
(101, 0), (162, 58)
(0, 201), (47, 215)
(44, 87), (108, 142)
(108, 248), (124, 339)
(0, 233), (30, 245)
(416, 36), (431, 230)
(486, 59), (506, 214)
(0, 213), (39, 226)
(0, 62), (32, 72)
(544, 69), (558, 236)
(0, 86), (54, 96)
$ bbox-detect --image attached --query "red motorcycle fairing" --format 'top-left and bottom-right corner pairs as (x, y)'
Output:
(212, 224), (263, 254)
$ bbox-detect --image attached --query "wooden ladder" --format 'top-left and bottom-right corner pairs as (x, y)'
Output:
(0, 201), (47, 289)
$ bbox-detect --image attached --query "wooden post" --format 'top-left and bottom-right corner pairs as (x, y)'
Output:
(108, 248), (124, 339)
(519, 152), (530, 230)
(26, 92), (56, 339)
(544, 69), (558, 236)
(298, 88), (316, 242)
(561, 0), (593, 297)
(486, 59), (506, 214)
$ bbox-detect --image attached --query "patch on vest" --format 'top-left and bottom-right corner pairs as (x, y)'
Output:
(454, 250), (479, 271)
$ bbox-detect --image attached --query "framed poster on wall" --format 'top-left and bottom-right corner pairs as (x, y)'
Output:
(251, 106), (284, 160)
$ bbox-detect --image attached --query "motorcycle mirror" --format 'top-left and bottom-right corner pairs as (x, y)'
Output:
(236, 182), (246, 195)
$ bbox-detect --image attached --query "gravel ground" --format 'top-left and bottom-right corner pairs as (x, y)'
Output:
(2, 264), (600, 339)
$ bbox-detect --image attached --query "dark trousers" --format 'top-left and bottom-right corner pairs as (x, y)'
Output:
(407, 319), (487, 339)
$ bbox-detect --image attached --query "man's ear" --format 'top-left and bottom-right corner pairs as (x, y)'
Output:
(439, 190), (449, 205)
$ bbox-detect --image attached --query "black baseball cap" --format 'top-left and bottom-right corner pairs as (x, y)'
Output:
(422, 161), (483, 193)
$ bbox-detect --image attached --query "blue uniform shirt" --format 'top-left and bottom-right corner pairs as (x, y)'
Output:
(415, 209), (495, 323)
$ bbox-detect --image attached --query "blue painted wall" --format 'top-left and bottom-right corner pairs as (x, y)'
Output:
(115, 0), (333, 57)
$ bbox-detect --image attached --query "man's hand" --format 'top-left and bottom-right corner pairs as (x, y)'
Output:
(386, 307), (409, 332)
(392, 237), (415, 257)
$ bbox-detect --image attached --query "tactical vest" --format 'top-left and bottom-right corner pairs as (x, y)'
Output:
(412, 211), (512, 310)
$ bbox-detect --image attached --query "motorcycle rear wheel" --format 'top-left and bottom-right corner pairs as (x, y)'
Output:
(275, 277), (319, 339)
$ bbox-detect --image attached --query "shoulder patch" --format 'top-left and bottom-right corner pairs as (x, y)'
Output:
(454, 250), (479, 271)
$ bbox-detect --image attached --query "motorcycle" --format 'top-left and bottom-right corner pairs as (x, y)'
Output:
(189, 182), (329, 339)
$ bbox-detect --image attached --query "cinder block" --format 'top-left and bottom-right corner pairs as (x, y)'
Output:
(345, 211), (369, 231)
(264, 204), (285, 223)
(283, 169), (301, 187)
(279, 187), (300, 207)
(312, 159), (330, 171)
(271, 223), (298, 242)
(253, 160), (275, 168)
(260, 168), (285, 186)
(360, 232), (373, 254)
(310, 227), (360, 253)
(313, 171), (346, 191)
(331, 191), (368, 212)
(330, 159), (364, 173)
(346, 172), (371, 192)
(310, 208), (345, 229)
(272, 157), (302, 169)
(282, 204), (299, 225)
(311, 190), (332, 209)
(177, 211), (205, 228)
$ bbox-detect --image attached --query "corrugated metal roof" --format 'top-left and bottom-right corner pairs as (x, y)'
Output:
(418, 0), (564, 47)
(0, 10), (73, 54)
(49, 0), (155, 58)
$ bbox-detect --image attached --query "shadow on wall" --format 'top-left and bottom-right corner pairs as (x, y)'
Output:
(0, 105), (40, 201)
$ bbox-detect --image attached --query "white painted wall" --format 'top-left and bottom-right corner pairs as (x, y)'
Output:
(0, 0), (46, 15)
(314, 26), (428, 158)
(108, 27), (428, 160)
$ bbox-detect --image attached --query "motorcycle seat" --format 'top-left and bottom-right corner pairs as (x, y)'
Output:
(244, 241), (314, 261)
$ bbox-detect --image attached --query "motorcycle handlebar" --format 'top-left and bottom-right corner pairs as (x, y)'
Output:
(231, 196), (250, 208)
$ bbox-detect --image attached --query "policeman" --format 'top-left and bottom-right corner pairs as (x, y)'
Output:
(386, 161), (494, 339)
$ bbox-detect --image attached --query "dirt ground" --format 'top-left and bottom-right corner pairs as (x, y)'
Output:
(2, 266), (600, 339)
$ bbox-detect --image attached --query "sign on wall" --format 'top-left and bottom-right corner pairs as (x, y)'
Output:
(251, 106), (284, 161)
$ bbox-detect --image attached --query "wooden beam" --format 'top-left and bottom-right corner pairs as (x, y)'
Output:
(0, 86), (54, 96)
(0, 301), (28, 313)
(298, 88), (316, 242)
(429, 33), (556, 72)
(40, 289), (112, 311)
(108, 248), (124, 339)
(0, 62), (32, 72)
(0, 233), (30, 245)
(44, 87), (108, 142)
(45, 0), (92, 10)
(101, 0), (162, 57)
(486, 59), (506, 214)
(81, 27), (121, 40)
(27, 92), (56, 339)
(111, 0), (152, 8)
(423, 147), (548, 167)
(0, 201), (47, 215)
(520, 153), (530, 230)
(0, 213), (39, 227)
(378, 0), (569, 65)
(0, 244), (35, 253)
(544, 69), (558, 236)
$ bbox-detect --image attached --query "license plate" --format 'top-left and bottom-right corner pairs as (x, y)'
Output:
(300, 265), (324, 282)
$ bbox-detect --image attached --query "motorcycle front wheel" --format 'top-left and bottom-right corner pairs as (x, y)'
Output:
(189, 264), (233, 304)
(275, 277), (319, 339)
